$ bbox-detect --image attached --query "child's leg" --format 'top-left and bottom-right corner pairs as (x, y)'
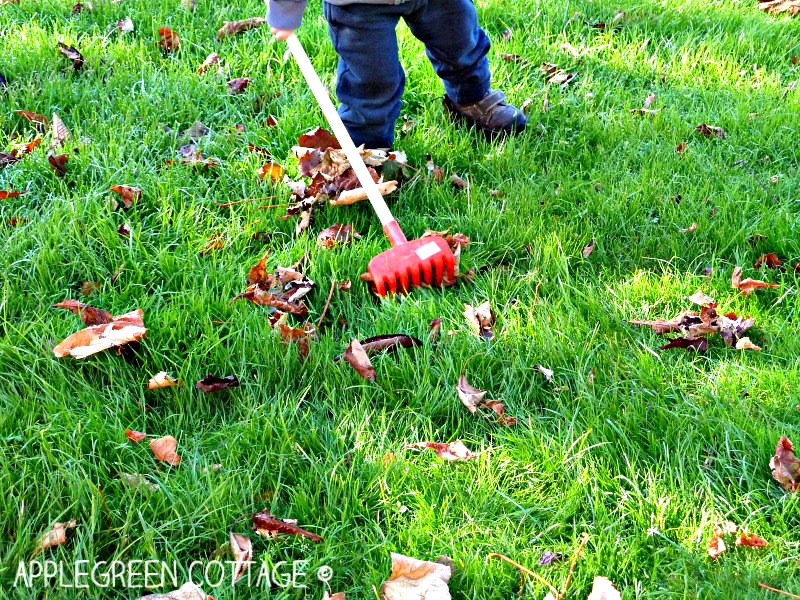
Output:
(403, 0), (491, 105)
(323, 2), (405, 148)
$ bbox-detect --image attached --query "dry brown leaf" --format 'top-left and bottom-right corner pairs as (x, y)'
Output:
(158, 27), (180, 52)
(52, 299), (113, 326)
(680, 222), (699, 233)
(217, 17), (266, 39)
(58, 43), (85, 70)
(258, 162), (284, 181)
(197, 52), (220, 74)
(110, 185), (142, 209)
(758, 1), (800, 16)
(329, 180), (397, 206)
(228, 77), (251, 95)
(51, 113), (71, 150)
(229, 531), (253, 583)
(380, 553), (452, 600)
(770, 436), (800, 492)
(695, 124), (727, 138)
(735, 337), (761, 351)
(298, 127), (341, 150)
(48, 153), (69, 177)
(252, 511), (322, 542)
(464, 301), (495, 340)
(755, 253), (783, 269)
(247, 251), (272, 286)
(34, 520), (77, 556)
(323, 593), (346, 600)
(407, 440), (477, 461)
(15, 110), (49, 132)
(708, 528), (727, 560)
(148, 371), (180, 390)
(53, 309), (146, 359)
(343, 339), (376, 381)
(125, 429), (146, 443)
(736, 532), (767, 548)
(731, 266), (778, 295)
(688, 291), (715, 306)
(587, 576), (622, 600)
(582, 239), (596, 258)
(676, 141), (687, 153)
(150, 435), (181, 466)
(0, 190), (27, 199)
(196, 374), (240, 392)
(456, 373), (515, 425)
(317, 222), (362, 247)
(139, 582), (212, 600)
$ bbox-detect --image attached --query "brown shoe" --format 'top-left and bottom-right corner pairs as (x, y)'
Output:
(443, 90), (527, 138)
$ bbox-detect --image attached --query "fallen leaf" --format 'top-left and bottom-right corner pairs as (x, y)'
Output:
(676, 141), (687, 153)
(731, 266), (778, 295)
(758, 0), (800, 17)
(407, 440), (477, 461)
(200, 234), (225, 255)
(118, 223), (131, 237)
(343, 339), (376, 381)
(117, 17), (134, 33)
(34, 520), (77, 556)
(53, 299), (113, 326)
(6, 217), (28, 226)
(540, 62), (576, 85)
(421, 229), (470, 250)
(158, 27), (180, 52)
(15, 110), (49, 132)
(80, 281), (100, 296)
(708, 529), (727, 560)
(358, 334), (422, 355)
(659, 337), (708, 351)
(53, 309), (146, 359)
(196, 374), (240, 392)
(457, 373), (515, 425)
(252, 510), (322, 542)
(181, 121), (209, 140)
(582, 238), (596, 258)
(535, 364), (554, 383)
(735, 337), (761, 351)
(266, 115), (278, 127)
(501, 28), (513, 40)
(317, 222), (362, 247)
(217, 17), (266, 39)
(110, 185), (142, 209)
(464, 301), (495, 340)
(72, 2), (91, 14)
(736, 532), (767, 548)
(125, 429), (146, 443)
(695, 124), (726, 138)
(228, 77), (251, 95)
(298, 127), (340, 150)
(121, 473), (159, 492)
(0, 190), (26, 200)
(51, 113), (71, 150)
(450, 174), (469, 190)
(755, 253), (783, 269)
(148, 371), (180, 389)
(680, 223), (698, 233)
(139, 582), (212, 600)
(57, 42), (84, 70)
(329, 180), (397, 206)
(247, 252), (272, 286)
(501, 53), (526, 64)
(770, 436), (800, 492)
(197, 52), (220, 74)
(587, 576), (621, 600)
(538, 550), (563, 566)
(688, 291), (715, 306)
(150, 435), (181, 466)
(48, 153), (68, 177)
(229, 531), (252, 582)
(338, 279), (351, 291)
(258, 162), (284, 181)
(380, 553), (452, 600)
(323, 593), (346, 600)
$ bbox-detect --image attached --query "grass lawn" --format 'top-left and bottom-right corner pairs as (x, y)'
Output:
(2, 0), (800, 598)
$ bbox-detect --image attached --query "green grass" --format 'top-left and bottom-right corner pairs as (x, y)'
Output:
(1, 0), (800, 598)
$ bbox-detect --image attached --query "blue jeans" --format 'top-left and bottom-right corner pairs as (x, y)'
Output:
(323, 0), (492, 148)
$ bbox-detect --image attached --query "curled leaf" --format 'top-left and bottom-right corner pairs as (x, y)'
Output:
(252, 510), (322, 542)
(110, 185), (142, 209)
(149, 435), (181, 466)
(229, 531), (253, 582)
(732, 266), (778, 295)
(343, 339), (376, 381)
(736, 532), (767, 548)
(15, 110), (49, 132)
(770, 436), (800, 492)
(48, 153), (69, 177)
(53, 309), (146, 359)
(58, 42), (84, 70)
(317, 223), (362, 247)
(407, 440), (477, 461)
(735, 337), (761, 351)
(35, 520), (77, 556)
(148, 371), (180, 389)
(158, 27), (180, 52)
(52, 299), (113, 326)
(228, 77), (251, 95)
(196, 374), (240, 392)
(380, 553), (452, 600)
(125, 429), (146, 443)
(464, 301), (495, 340)
(217, 17), (266, 39)
(197, 52), (220, 74)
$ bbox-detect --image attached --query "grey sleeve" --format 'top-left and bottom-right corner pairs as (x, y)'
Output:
(267, 0), (308, 30)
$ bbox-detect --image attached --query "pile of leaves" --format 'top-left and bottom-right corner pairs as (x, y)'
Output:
(282, 127), (408, 233)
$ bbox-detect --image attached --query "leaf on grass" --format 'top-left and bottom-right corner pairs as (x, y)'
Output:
(535, 364), (554, 383)
(464, 301), (495, 340)
(457, 373), (515, 425)
(247, 252), (272, 286)
(16, 110), (49, 132)
(317, 222), (362, 247)
(252, 510), (322, 542)
(298, 127), (341, 150)
(329, 180), (397, 206)
(680, 223), (698, 233)
(343, 339), (376, 381)
(229, 531), (253, 582)
(228, 77), (250, 95)
(51, 113), (71, 150)
(676, 141), (687, 153)
(758, 0), (800, 17)
(139, 582), (212, 600)
(360, 334), (423, 355)
(582, 239), (596, 258)
(34, 520), (77, 556)
(117, 17), (134, 33)
(695, 124), (726, 138)
(72, 2), (92, 14)
(770, 436), (800, 492)
(736, 532), (767, 548)
(121, 473), (159, 492)
(53, 299), (113, 326)
(150, 435), (181, 466)
(125, 429), (146, 443)
(53, 309), (145, 359)
(708, 527), (727, 560)
(196, 374), (240, 392)
(58, 43), (84, 70)
(0, 190), (27, 199)
(181, 121), (209, 140)
(158, 27), (180, 52)
(257, 162), (284, 182)
(407, 440), (477, 461)
(421, 229), (470, 250)
(659, 337), (708, 351)
(48, 153), (68, 177)
(540, 62), (576, 85)
(731, 266), (778, 295)
(688, 291), (715, 306)
(735, 337), (761, 351)
(587, 576), (622, 600)
(323, 593), (346, 600)
(197, 52), (220, 74)
(148, 371), (180, 389)
(380, 553), (452, 600)
(755, 253), (782, 269)
(217, 17), (265, 39)
(538, 550), (563, 566)
(110, 185), (142, 209)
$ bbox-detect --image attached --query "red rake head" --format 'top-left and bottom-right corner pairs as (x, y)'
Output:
(368, 236), (456, 296)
